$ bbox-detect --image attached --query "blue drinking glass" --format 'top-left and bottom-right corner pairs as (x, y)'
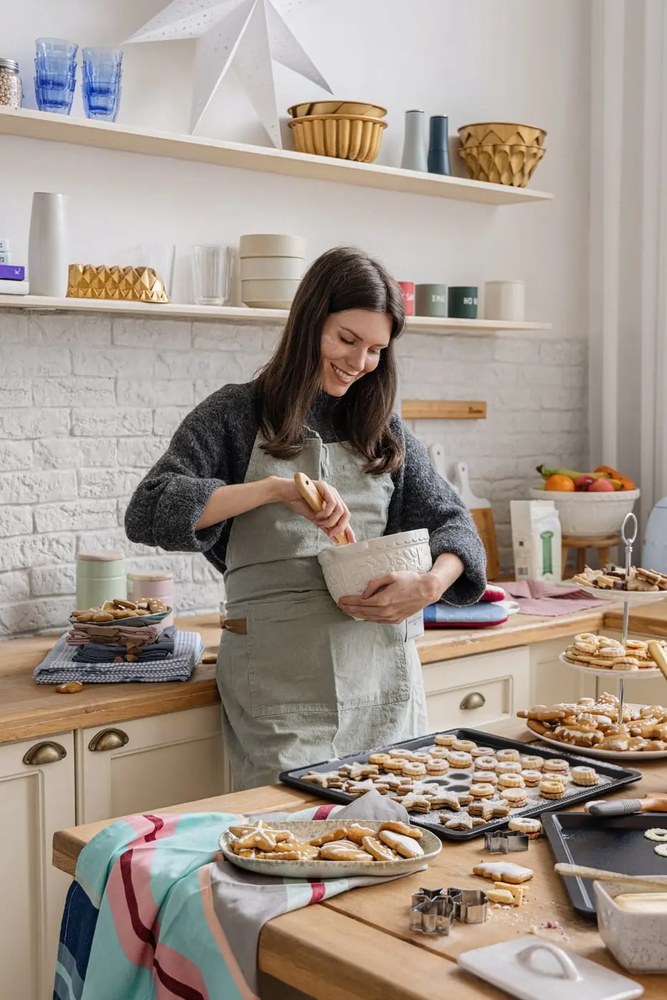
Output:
(82, 48), (123, 122)
(34, 38), (77, 114)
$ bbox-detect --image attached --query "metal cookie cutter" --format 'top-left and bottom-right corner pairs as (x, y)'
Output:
(484, 829), (529, 854)
(409, 887), (455, 936)
(455, 888), (489, 924)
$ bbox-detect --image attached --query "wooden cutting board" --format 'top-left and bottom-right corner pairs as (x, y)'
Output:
(452, 461), (500, 580)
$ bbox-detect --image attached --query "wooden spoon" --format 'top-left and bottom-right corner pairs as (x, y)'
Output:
(293, 472), (350, 546)
(555, 862), (667, 891)
(648, 639), (667, 681)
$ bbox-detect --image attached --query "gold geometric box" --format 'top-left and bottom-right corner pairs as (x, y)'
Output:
(67, 264), (169, 303)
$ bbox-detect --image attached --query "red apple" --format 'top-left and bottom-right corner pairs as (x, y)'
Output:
(589, 477), (615, 492)
(574, 475), (594, 491)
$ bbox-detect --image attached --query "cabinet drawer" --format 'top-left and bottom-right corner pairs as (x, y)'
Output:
(422, 647), (530, 731)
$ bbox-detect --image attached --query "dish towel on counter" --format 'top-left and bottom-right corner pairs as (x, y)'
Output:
(53, 791), (419, 1000)
(33, 629), (204, 684)
(502, 579), (610, 616)
(72, 626), (177, 664)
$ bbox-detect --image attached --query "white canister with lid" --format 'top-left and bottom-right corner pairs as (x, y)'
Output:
(76, 551), (126, 610)
(127, 572), (174, 626)
(484, 280), (526, 322)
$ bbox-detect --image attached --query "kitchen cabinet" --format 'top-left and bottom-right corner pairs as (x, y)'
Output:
(0, 732), (75, 1000)
(422, 647), (530, 731)
(76, 705), (226, 824)
(529, 636), (597, 706)
(0, 705), (225, 1000)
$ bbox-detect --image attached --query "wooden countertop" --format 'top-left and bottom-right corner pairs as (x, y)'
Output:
(2, 601), (665, 745)
(52, 721), (667, 1000)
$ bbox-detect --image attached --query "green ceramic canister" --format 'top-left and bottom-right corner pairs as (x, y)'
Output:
(448, 286), (478, 319)
(76, 550), (127, 610)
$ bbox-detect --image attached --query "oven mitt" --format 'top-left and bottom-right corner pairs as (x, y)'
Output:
(423, 600), (509, 628)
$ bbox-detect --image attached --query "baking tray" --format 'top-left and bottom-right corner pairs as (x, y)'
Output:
(543, 811), (667, 918)
(279, 728), (641, 841)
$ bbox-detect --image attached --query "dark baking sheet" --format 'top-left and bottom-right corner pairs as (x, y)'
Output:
(279, 727), (641, 841)
(543, 811), (667, 918)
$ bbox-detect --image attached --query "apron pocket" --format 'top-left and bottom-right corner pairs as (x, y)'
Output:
(331, 619), (412, 710)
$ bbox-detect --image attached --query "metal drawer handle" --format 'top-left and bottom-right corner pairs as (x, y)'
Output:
(23, 741), (67, 766)
(460, 691), (486, 711)
(88, 728), (129, 752)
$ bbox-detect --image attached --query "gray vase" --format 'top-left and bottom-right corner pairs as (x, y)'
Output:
(401, 110), (427, 171)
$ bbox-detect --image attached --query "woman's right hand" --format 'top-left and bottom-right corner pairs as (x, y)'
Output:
(270, 476), (356, 543)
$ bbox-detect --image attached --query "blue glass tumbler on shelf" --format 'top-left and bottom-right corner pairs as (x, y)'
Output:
(82, 48), (123, 121)
(34, 37), (77, 114)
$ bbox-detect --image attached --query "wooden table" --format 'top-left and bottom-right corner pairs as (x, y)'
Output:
(52, 722), (667, 1000)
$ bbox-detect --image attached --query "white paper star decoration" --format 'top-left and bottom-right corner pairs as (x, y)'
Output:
(124, 0), (332, 147)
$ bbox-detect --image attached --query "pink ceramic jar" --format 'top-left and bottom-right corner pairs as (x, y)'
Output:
(127, 571), (174, 626)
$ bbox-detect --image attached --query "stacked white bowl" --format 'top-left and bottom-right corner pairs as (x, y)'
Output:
(239, 233), (306, 308)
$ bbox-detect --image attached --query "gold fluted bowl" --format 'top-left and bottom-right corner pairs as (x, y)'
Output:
(458, 141), (546, 188)
(458, 121), (547, 149)
(288, 113), (387, 163)
(288, 100), (387, 119)
(67, 264), (169, 303)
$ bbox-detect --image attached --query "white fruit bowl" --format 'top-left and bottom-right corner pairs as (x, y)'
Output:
(318, 529), (432, 614)
(529, 487), (640, 538)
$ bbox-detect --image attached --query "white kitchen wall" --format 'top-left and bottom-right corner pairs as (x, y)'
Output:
(0, 0), (591, 636)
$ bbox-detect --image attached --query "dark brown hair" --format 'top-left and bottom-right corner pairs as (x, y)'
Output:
(254, 246), (405, 474)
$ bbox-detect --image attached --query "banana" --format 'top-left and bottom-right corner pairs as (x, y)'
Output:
(535, 464), (612, 481)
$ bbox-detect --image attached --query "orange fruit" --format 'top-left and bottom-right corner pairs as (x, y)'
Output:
(544, 474), (576, 491)
(616, 475), (637, 491)
(594, 465), (622, 479)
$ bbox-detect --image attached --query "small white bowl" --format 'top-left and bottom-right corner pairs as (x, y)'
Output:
(239, 256), (305, 280)
(239, 233), (306, 258)
(529, 487), (640, 538)
(594, 879), (667, 972)
(318, 529), (432, 612)
(241, 278), (301, 302)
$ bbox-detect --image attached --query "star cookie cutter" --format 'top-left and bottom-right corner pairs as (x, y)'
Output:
(483, 829), (529, 854)
(409, 887), (455, 935)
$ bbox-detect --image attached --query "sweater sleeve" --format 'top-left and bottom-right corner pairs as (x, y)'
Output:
(124, 384), (253, 553)
(387, 420), (487, 606)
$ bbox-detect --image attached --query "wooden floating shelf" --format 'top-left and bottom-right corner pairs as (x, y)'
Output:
(401, 400), (487, 420)
(0, 295), (554, 335)
(0, 107), (554, 206)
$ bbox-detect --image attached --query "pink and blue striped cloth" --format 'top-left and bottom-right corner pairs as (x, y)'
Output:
(54, 791), (416, 1000)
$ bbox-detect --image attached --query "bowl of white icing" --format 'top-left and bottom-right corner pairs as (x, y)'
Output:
(318, 529), (432, 614)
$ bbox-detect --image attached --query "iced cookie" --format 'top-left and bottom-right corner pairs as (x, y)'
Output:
(472, 861), (534, 883)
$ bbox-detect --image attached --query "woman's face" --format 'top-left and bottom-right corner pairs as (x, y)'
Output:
(319, 309), (392, 396)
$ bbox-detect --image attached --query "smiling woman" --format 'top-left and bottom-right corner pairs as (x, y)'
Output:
(124, 246), (486, 790)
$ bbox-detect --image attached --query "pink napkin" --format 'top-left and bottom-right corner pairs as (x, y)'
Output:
(502, 580), (610, 616)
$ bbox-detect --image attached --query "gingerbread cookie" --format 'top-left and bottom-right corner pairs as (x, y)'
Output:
(472, 861), (534, 883)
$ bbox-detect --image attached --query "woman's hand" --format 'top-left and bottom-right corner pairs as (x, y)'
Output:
(338, 554), (465, 623)
(271, 476), (356, 543)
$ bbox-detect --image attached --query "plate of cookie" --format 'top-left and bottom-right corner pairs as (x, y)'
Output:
(519, 694), (667, 760)
(563, 564), (667, 603)
(559, 632), (666, 677)
(218, 818), (442, 878)
(69, 598), (171, 629)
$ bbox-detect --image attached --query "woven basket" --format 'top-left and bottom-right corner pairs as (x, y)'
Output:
(458, 121), (547, 149)
(458, 142), (545, 187)
(288, 113), (387, 163)
(288, 100), (386, 119)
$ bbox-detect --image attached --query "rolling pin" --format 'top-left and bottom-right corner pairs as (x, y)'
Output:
(555, 862), (667, 890)
(649, 639), (667, 681)
(293, 472), (350, 546)
(586, 794), (667, 818)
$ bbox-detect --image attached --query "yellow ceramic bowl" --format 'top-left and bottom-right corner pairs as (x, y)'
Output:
(458, 142), (546, 188)
(288, 113), (387, 163)
(458, 121), (547, 149)
(288, 100), (387, 119)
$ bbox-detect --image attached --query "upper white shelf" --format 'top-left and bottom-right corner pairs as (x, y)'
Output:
(0, 294), (553, 335)
(0, 107), (554, 206)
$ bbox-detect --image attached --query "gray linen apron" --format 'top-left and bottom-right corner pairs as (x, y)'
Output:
(216, 431), (428, 790)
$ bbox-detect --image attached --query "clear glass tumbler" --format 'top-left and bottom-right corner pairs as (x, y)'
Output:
(34, 37), (77, 114)
(192, 245), (232, 306)
(82, 47), (123, 121)
(137, 243), (176, 298)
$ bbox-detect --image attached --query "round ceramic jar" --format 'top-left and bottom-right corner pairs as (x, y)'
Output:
(0, 59), (22, 109)
(484, 280), (525, 321)
(76, 551), (126, 610)
(317, 529), (432, 617)
(127, 571), (174, 625)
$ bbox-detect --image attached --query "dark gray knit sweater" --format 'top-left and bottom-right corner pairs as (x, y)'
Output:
(124, 381), (487, 606)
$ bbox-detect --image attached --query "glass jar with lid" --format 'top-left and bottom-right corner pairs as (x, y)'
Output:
(0, 59), (22, 109)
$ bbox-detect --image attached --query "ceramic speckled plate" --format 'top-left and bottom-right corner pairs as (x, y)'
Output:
(69, 609), (171, 628)
(218, 819), (441, 879)
(558, 652), (662, 679)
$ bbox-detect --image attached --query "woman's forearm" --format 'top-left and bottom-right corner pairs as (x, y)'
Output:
(195, 477), (279, 530)
(426, 552), (465, 599)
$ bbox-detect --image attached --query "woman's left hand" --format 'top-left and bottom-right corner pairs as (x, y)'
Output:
(338, 570), (442, 623)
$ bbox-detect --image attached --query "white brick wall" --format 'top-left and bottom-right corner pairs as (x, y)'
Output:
(0, 310), (587, 637)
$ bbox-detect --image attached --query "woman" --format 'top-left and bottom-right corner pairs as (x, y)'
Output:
(125, 246), (486, 789)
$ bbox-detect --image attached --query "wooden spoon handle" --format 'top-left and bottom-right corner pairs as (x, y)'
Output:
(293, 472), (349, 546)
(555, 862), (667, 890)
(648, 640), (667, 681)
